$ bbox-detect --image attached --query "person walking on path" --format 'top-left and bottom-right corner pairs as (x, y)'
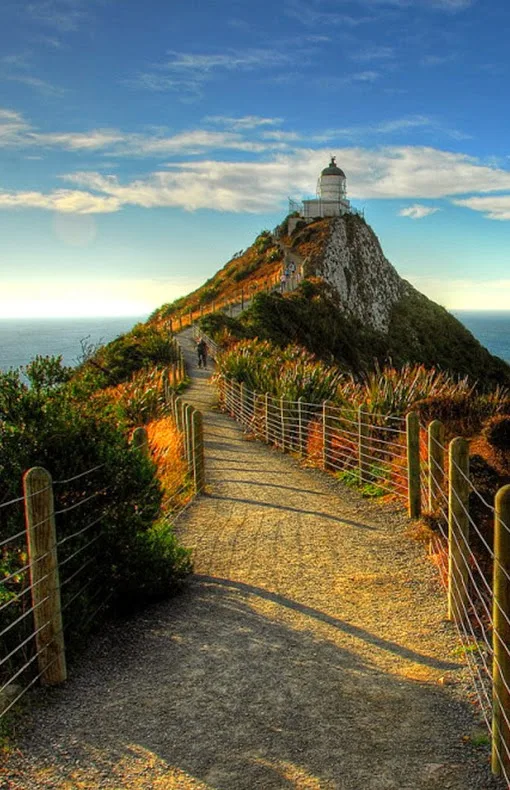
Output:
(197, 337), (208, 369)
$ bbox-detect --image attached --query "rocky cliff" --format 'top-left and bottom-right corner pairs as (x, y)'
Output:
(308, 214), (410, 333)
(258, 214), (510, 385)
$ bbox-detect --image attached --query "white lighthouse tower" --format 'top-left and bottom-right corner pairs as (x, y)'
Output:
(301, 157), (351, 219)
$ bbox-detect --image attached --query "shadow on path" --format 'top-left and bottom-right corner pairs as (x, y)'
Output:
(195, 575), (461, 671)
(207, 492), (377, 529)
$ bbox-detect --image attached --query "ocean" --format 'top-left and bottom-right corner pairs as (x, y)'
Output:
(0, 316), (146, 372)
(0, 311), (509, 373)
(452, 311), (510, 364)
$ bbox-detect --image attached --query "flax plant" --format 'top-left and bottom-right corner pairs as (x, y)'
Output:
(216, 340), (340, 403)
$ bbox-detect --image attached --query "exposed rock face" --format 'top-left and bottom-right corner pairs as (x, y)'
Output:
(313, 215), (412, 332)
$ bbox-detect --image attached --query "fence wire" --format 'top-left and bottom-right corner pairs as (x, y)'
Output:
(0, 464), (113, 719)
(218, 373), (510, 785)
(220, 377), (408, 503)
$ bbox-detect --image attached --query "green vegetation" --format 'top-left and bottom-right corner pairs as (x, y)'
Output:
(216, 280), (510, 388)
(215, 339), (341, 403)
(336, 468), (387, 498)
(387, 290), (510, 385)
(0, 349), (191, 701)
(73, 321), (177, 390)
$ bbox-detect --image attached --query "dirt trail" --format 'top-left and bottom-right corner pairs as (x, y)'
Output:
(2, 331), (504, 790)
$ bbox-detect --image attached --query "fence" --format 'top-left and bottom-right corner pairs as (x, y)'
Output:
(0, 351), (205, 721)
(1, 462), (113, 717)
(166, 274), (279, 333)
(217, 374), (510, 785)
(168, 263), (303, 335)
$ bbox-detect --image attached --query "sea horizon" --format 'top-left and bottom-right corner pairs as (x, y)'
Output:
(0, 309), (509, 372)
(0, 315), (147, 372)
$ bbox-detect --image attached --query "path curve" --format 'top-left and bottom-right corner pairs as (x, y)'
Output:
(2, 332), (504, 790)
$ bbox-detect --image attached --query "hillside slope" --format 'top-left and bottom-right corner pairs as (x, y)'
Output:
(154, 214), (510, 386)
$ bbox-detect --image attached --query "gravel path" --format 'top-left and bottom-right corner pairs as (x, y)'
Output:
(2, 330), (505, 790)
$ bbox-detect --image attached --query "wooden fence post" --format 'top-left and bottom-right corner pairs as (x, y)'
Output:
(358, 404), (370, 484)
(192, 409), (206, 492)
(448, 437), (470, 623)
(185, 404), (194, 469)
(280, 396), (287, 451)
(428, 419), (445, 513)
(256, 393), (265, 441)
(322, 400), (330, 471)
(132, 427), (149, 456)
(174, 396), (184, 433)
(406, 411), (421, 518)
(23, 467), (67, 686)
(265, 392), (270, 444)
(492, 484), (510, 778)
(240, 383), (246, 427)
(298, 396), (304, 457)
(225, 379), (233, 417)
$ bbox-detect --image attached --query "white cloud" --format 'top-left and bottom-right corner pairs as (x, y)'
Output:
(2, 116), (510, 217)
(0, 112), (290, 156)
(0, 49), (66, 96)
(32, 129), (128, 150)
(58, 148), (510, 213)
(0, 188), (120, 213)
(160, 50), (290, 72)
(349, 70), (381, 83)
(0, 108), (31, 143)
(420, 53), (457, 66)
(26, 0), (88, 32)
(399, 204), (440, 219)
(284, 0), (372, 27)
(131, 48), (293, 96)
(452, 195), (510, 220)
(356, 0), (474, 8)
(350, 46), (394, 62)
(5, 73), (66, 96)
(205, 115), (283, 130)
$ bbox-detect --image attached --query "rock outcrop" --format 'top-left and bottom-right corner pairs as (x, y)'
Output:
(314, 215), (410, 332)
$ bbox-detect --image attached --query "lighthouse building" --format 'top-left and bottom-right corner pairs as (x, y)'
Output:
(301, 157), (351, 219)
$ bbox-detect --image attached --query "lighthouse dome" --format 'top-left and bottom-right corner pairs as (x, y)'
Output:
(321, 158), (346, 178)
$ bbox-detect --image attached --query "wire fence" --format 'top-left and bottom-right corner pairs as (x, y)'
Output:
(217, 373), (510, 785)
(0, 345), (204, 722)
(174, 256), (304, 334)
(219, 377), (409, 505)
(0, 463), (110, 718)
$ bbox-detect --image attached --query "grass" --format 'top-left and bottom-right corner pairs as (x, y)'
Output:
(336, 466), (387, 498)
(146, 416), (193, 513)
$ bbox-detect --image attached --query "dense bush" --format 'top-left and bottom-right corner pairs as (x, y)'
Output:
(71, 323), (178, 393)
(199, 312), (247, 344)
(215, 339), (341, 403)
(0, 356), (191, 683)
(483, 416), (510, 451)
(388, 291), (510, 386)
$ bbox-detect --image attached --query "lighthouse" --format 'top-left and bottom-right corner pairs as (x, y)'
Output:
(301, 157), (351, 219)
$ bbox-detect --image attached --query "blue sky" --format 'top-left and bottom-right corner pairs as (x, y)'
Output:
(1, 0), (510, 317)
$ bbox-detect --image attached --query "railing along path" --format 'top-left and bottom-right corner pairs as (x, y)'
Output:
(213, 371), (510, 785)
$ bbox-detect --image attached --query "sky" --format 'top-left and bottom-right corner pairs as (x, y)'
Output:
(1, 0), (510, 318)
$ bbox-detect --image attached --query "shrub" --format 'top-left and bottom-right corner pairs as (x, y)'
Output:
(0, 358), (191, 683)
(74, 323), (178, 389)
(483, 416), (510, 451)
(215, 339), (341, 403)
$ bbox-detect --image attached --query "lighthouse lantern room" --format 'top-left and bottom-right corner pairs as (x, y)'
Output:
(301, 157), (351, 219)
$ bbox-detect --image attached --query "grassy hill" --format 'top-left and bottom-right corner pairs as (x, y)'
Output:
(159, 214), (510, 388)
